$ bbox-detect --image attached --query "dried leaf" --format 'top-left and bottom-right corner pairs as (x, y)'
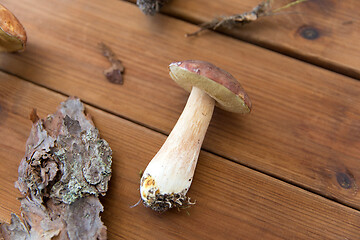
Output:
(99, 42), (124, 85)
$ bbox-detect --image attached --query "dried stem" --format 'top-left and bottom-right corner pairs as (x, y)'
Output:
(273, 0), (307, 12)
(186, 0), (307, 37)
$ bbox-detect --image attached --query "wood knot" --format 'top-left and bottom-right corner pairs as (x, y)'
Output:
(336, 172), (354, 189)
(298, 26), (320, 40)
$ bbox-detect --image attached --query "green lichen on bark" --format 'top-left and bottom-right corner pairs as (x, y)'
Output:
(17, 98), (112, 204)
(50, 123), (112, 204)
(1, 97), (111, 240)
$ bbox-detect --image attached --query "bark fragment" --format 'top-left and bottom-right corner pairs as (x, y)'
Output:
(1, 97), (112, 240)
(136, 0), (170, 15)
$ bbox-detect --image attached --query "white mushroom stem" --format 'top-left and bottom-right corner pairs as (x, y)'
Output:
(140, 86), (215, 211)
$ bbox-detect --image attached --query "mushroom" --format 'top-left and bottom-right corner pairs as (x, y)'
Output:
(140, 60), (251, 212)
(0, 3), (27, 52)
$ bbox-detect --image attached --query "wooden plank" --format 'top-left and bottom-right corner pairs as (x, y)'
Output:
(1, 72), (360, 240)
(155, 0), (360, 79)
(1, 0), (360, 210)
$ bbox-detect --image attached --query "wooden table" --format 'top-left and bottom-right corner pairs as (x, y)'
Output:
(0, 0), (359, 239)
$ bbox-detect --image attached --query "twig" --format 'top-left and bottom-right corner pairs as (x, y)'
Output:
(186, 0), (307, 37)
(273, 0), (307, 12)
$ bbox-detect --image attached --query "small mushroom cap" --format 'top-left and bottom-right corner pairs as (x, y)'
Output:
(169, 60), (251, 113)
(0, 4), (27, 52)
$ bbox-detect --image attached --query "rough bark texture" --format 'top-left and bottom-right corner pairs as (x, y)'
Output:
(0, 97), (112, 240)
(136, 0), (169, 15)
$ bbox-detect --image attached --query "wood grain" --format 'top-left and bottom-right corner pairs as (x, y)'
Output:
(0, 0), (360, 210)
(1, 72), (360, 239)
(156, 0), (360, 79)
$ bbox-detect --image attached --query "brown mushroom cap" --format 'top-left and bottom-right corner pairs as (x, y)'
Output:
(0, 4), (27, 52)
(169, 60), (251, 113)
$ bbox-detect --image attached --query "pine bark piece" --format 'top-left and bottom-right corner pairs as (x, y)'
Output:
(0, 97), (112, 240)
(136, 0), (170, 15)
